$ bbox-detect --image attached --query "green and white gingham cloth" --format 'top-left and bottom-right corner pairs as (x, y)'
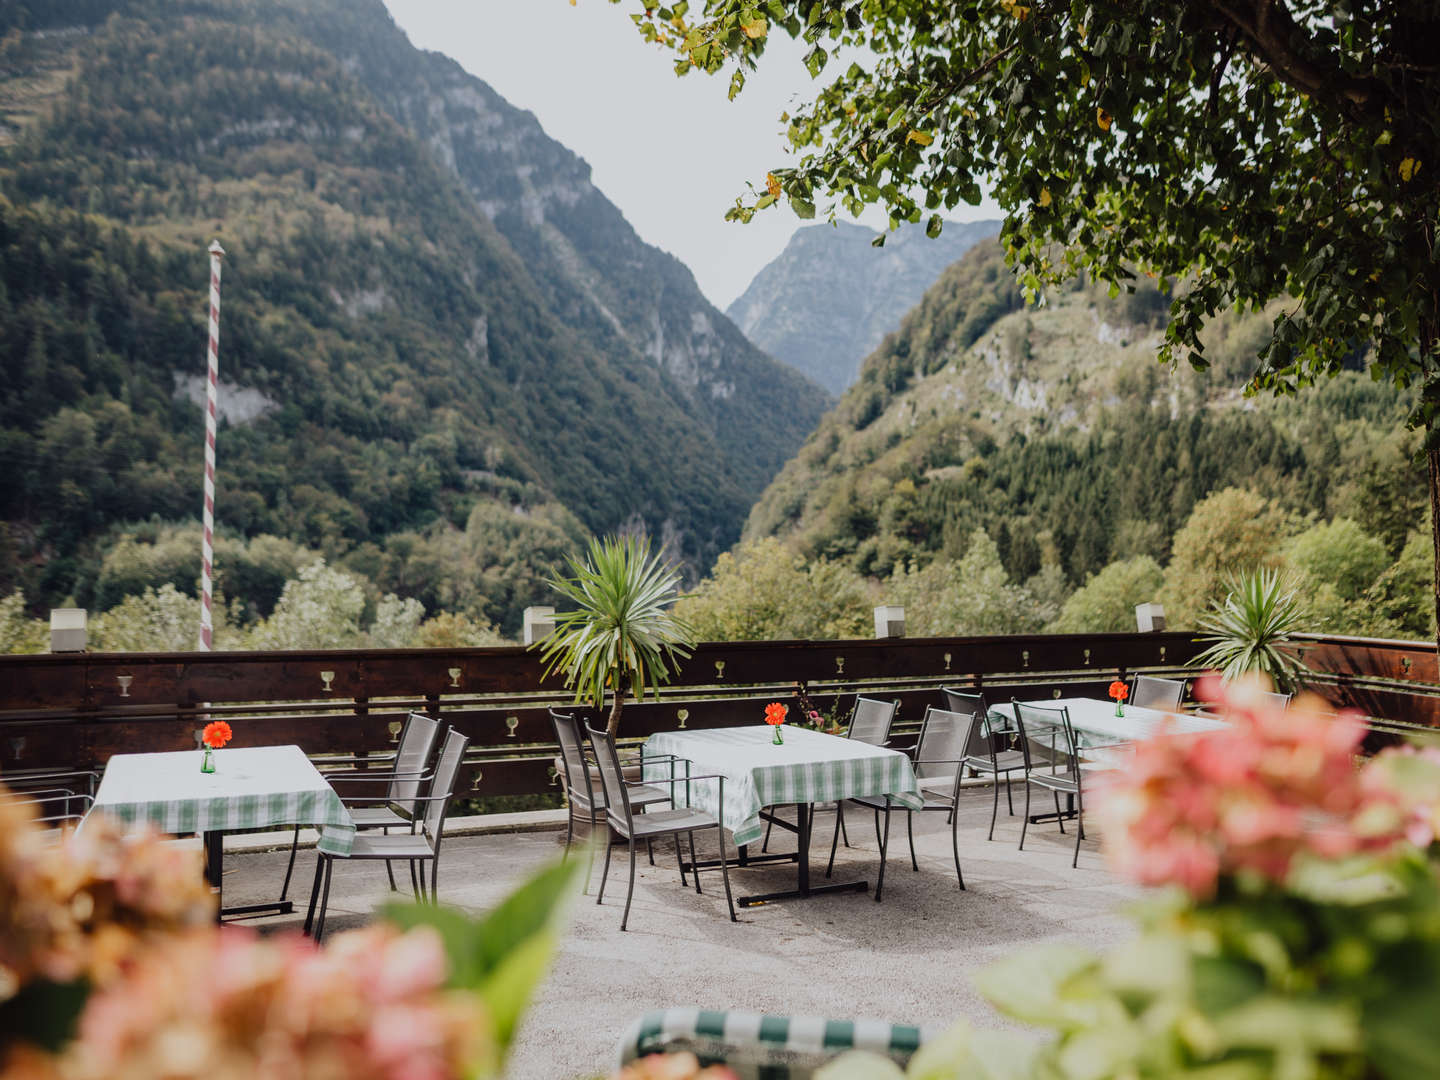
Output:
(89, 744), (356, 855)
(643, 726), (923, 847)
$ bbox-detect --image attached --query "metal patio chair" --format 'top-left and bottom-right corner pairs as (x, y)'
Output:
(825, 705), (970, 901)
(942, 687), (1028, 840)
(1131, 675), (1184, 712)
(1014, 701), (1088, 868)
(1258, 690), (1293, 709)
(298, 710), (443, 900)
(305, 726), (469, 942)
(585, 722), (735, 932)
(551, 708), (672, 888)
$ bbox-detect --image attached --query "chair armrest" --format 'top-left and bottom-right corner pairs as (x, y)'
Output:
(912, 757), (965, 765)
(632, 773), (725, 787)
(322, 769), (433, 782)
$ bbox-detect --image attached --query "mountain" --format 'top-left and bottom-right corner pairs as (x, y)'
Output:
(727, 218), (1000, 394)
(0, 0), (830, 631)
(744, 238), (1420, 586)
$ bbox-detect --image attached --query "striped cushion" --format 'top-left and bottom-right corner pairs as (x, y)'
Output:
(617, 1008), (928, 1080)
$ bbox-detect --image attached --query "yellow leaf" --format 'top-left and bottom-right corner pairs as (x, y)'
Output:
(1400, 157), (1421, 182)
(1096, 107), (1113, 131)
(765, 172), (782, 198)
(742, 16), (767, 39)
(1039, 187), (1052, 208)
(906, 129), (934, 147)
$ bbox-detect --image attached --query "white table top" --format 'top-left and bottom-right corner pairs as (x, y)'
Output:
(93, 744), (334, 806)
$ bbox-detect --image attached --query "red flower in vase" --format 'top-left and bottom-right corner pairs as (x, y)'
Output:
(763, 702), (788, 727)
(1108, 681), (1129, 703)
(202, 721), (233, 749)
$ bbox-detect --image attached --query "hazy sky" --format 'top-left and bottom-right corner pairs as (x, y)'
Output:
(382, 0), (1001, 309)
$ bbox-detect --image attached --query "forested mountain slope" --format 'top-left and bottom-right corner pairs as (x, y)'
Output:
(745, 239), (1420, 590)
(0, 0), (830, 632)
(727, 219), (1000, 394)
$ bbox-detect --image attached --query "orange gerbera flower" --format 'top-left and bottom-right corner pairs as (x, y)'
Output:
(763, 702), (788, 726)
(202, 720), (233, 749)
(1108, 681), (1129, 703)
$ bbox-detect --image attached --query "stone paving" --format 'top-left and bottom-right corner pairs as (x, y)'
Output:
(221, 787), (1141, 1079)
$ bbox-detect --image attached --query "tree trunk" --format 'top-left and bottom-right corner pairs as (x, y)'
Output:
(610, 688), (627, 743)
(1425, 315), (1440, 657)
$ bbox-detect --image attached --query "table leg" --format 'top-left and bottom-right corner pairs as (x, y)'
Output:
(203, 829), (296, 922)
(737, 803), (868, 908)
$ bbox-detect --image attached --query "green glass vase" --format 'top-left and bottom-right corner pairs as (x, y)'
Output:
(772, 724), (784, 745)
(201, 746), (216, 773)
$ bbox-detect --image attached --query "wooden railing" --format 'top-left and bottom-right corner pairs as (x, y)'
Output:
(1, 630), (1436, 798)
(0, 632), (1204, 797)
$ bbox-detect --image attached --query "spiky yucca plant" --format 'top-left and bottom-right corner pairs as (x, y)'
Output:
(537, 535), (695, 737)
(1193, 568), (1307, 693)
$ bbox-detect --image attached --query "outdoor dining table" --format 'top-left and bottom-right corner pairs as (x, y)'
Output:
(643, 725), (924, 907)
(87, 744), (355, 920)
(984, 696), (1229, 822)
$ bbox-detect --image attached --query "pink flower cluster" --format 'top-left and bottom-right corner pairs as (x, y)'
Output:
(1095, 676), (1407, 898)
(62, 924), (490, 1080)
(0, 790), (215, 1002)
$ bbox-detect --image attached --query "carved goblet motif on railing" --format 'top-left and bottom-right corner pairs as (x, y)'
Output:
(320, 670), (335, 693)
(943, 651), (952, 672)
(676, 708), (689, 730)
(447, 667), (462, 688)
(388, 721), (403, 745)
(714, 660), (726, 680)
(115, 674), (134, 698)
(505, 715), (519, 738)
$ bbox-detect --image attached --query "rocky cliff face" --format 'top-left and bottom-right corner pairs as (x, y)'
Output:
(283, 0), (831, 496)
(727, 218), (1000, 395)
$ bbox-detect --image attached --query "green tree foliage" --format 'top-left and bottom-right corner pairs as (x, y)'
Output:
(1049, 556), (1165, 635)
(1358, 528), (1437, 641)
(1162, 488), (1288, 627)
(674, 536), (873, 642)
(413, 611), (506, 649)
(1284, 518), (1390, 602)
(888, 529), (1047, 637)
(624, 0), (1440, 646)
(0, 590), (45, 652)
(90, 584), (204, 653)
(244, 560), (367, 650)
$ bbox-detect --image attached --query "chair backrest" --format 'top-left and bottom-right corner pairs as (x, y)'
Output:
(1131, 675), (1184, 712)
(389, 711), (441, 813)
(549, 708), (589, 798)
(941, 688), (994, 759)
(913, 707), (978, 787)
(421, 727), (470, 843)
(585, 723), (634, 834)
(847, 697), (897, 746)
(1258, 691), (1293, 710)
(1012, 701), (1079, 781)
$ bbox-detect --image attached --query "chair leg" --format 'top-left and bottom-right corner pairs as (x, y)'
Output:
(1073, 793), (1084, 869)
(314, 857), (334, 943)
(303, 854), (325, 935)
(716, 825), (736, 921)
(873, 807), (882, 849)
(620, 839), (638, 932)
(827, 801), (843, 878)
(1006, 774), (1014, 814)
(417, 860), (428, 902)
(582, 805), (598, 896)
(429, 857), (439, 903)
(875, 804), (892, 903)
(906, 811), (918, 872)
(384, 827), (398, 892)
(988, 771), (1001, 841)
(1055, 791), (1066, 834)
(647, 838), (655, 866)
(675, 832), (689, 885)
(597, 827), (614, 904)
(562, 802), (575, 861)
(1019, 783), (1032, 851)
(951, 801), (965, 890)
(838, 802), (850, 847)
(279, 825), (301, 901)
(409, 858), (421, 899)
(688, 832), (702, 895)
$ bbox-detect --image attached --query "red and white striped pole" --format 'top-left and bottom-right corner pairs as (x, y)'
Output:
(198, 240), (224, 651)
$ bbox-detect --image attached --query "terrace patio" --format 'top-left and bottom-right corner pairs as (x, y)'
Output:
(217, 791), (1139, 1079)
(2, 629), (1436, 1076)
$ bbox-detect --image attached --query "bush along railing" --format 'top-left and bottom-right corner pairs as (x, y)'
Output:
(0, 632), (1204, 799)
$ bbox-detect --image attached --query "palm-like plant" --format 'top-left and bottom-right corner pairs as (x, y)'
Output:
(1193, 568), (1307, 693)
(537, 535), (695, 737)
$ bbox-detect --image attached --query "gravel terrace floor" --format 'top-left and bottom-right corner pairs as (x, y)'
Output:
(221, 786), (1140, 1079)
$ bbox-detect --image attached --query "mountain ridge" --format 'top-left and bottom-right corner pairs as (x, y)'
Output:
(727, 218), (1000, 394)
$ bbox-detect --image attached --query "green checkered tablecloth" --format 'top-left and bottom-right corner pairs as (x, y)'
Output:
(89, 745), (356, 855)
(643, 726), (923, 847)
